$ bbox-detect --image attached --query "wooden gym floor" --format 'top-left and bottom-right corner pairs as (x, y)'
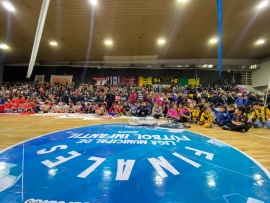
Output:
(0, 114), (269, 172)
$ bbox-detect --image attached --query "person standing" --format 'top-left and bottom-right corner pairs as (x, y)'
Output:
(62, 90), (69, 105)
(70, 91), (77, 105)
(105, 90), (115, 110)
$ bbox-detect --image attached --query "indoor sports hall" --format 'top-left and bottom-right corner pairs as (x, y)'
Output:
(0, 1), (270, 203)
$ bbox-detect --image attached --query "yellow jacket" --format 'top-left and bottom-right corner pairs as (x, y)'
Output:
(251, 108), (270, 121)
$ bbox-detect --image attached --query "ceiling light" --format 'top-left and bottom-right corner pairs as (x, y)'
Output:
(258, 0), (269, 9)
(158, 38), (166, 45)
(209, 38), (218, 44)
(49, 41), (58, 46)
(0, 43), (9, 50)
(90, 0), (98, 6)
(177, 0), (189, 3)
(104, 40), (113, 46)
(256, 39), (265, 45)
(1, 1), (15, 12)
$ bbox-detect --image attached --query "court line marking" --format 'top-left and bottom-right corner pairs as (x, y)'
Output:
(21, 143), (25, 202)
(126, 125), (270, 180)
(1, 123), (269, 183)
(126, 128), (270, 182)
(191, 130), (270, 180)
(223, 193), (247, 203)
(0, 123), (269, 202)
(0, 118), (57, 132)
(245, 132), (270, 140)
(0, 123), (100, 154)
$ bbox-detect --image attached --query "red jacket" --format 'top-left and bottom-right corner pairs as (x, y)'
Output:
(129, 93), (137, 102)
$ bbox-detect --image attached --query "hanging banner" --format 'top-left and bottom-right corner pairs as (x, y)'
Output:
(138, 77), (152, 86)
(122, 77), (136, 85)
(110, 76), (121, 85)
(178, 78), (189, 86)
(92, 77), (109, 86)
(34, 75), (45, 83)
(50, 75), (73, 84)
(188, 78), (200, 86)
(153, 77), (178, 84)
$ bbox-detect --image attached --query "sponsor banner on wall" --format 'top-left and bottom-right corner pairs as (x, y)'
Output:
(50, 75), (73, 84)
(34, 75), (45, 83)
(153, 77), (178, 84)
(92, 77), (109, 85)
(138, 77), (152, 86)
(110, 76), (121, 85)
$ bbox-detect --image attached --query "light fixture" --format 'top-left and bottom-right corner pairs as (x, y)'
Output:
(258, 0), (269, 9)
(1, 1), (15, 12)
(90, 0), (98, 6)
(49, 41), (58, 46)
(209, 38), (218, 44)
(177, 0), (189, 3)
(104, 40), (113, 46)
(255, 39), (265, 45)
(250, 65), (258, 69)
(158, 38), (166, 45)
(0, 43), (10, 50)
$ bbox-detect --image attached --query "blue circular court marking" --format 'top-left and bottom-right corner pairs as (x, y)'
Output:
(0, 124), (270, 203)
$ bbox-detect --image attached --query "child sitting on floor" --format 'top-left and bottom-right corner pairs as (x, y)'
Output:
(199, 106), (214, 128)
(222, 105), (249, 133)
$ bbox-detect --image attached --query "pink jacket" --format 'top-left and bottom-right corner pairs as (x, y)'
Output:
(168, 109), (181, 118)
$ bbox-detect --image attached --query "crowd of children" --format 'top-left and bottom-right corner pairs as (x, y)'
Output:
(0, 81), (270, 132)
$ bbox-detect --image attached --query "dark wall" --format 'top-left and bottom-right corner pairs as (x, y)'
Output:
(3, 66), (242, 85)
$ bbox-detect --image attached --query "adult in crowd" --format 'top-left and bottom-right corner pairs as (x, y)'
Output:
(62, 90), (70, 105)
(128, 90), (137, 103)
(0, 81), (269, 133)
(105, 90), (115, 110)
(151, 103), (163, 119)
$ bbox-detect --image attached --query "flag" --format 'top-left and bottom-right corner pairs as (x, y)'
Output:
(264, 75), (270, 107)
(194, 71), (198, 81)
(110, 76), (120, 85)
(268, 75), (270, 89)
(231, 74), (235, 84)
(188, 78), (200, 86)
(138, 77), (152, 86)
(121, 76), (126, 84)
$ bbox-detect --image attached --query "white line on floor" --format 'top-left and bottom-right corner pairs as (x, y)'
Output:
(0, 118), (57, 132)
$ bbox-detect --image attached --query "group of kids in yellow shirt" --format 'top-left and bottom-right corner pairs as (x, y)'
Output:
(177, 101), (270, 132)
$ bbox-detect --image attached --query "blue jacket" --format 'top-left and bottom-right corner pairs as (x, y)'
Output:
(216, 112), (231, 125)
(211, 107), (231, 126)
(235, 98), (244, 106)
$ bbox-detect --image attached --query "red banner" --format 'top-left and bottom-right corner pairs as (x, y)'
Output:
(92, 77), (109, 85)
